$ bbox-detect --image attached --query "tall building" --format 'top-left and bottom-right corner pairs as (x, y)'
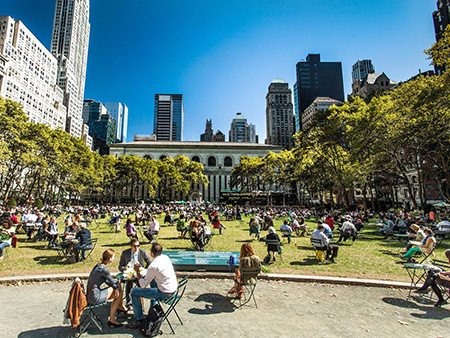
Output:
(200, 119), (214, 142)
(153, 94), (184, 141)
(294, 54), (344, 131)
(265, 79), (295, 149)
(229, 112), (258, 143)
(0, 16), (67, 130)
(104, 102), (128, 142)
(212, 130), (225, 142)
(352, 60), (375, 83)
(83, 99), (116, 154)
(433, 0), (450, 75)
(302, 97), (342, 131)
(51, 0), (90, 138)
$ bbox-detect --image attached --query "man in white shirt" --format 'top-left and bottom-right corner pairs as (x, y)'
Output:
(311, 225), (339, 263)
(127, 243), (178, 329)
(338, 219), (358, 243)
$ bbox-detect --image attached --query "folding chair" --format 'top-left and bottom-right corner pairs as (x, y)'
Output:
(403, 262), (442, 299)
(311, 237), (327, 263)
(235, 267), (261, 308)
(81, 238), (98, 263)
(77, 302), (108, 336)
(159, 277), (188, 334)
(419, 244), (436, 264)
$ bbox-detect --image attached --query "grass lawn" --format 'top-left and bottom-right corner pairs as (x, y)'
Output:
(1, 214), (449, 282)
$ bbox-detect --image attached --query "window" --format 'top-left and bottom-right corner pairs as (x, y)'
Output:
(208, 156), (216, 167)
(192, 156), (200, 163)
(224, 156), (233, 167)
(159, 155), (167, 160)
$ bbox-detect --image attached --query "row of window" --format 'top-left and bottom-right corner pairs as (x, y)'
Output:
(142, 155), (234, 167)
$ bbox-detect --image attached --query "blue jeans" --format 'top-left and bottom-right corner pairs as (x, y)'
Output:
(75, 243), (93, 260)
(131, 281), (172, 321)
(0, 241), (11, 257)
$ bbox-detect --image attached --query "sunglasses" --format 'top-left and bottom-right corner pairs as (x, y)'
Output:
(133, 244), (140, 247)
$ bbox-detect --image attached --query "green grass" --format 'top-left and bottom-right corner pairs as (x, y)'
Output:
(1, 214), (449, 282)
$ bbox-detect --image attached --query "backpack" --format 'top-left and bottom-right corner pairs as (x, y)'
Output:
(141, 303), (165, 337)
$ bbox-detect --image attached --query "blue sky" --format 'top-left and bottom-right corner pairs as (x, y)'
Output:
(1, 0), (437, 142)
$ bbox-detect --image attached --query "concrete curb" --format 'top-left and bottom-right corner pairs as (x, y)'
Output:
(0, 271), (413, 289)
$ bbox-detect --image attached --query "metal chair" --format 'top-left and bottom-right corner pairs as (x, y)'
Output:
(77, 302), (108, 336)
(158, 277), (188, 334)
(235, 267), (261, 308)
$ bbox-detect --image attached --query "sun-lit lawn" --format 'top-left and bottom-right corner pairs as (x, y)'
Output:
(1, 214), (449, 282)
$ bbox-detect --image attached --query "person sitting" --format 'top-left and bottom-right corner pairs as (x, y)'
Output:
(74, 223), (93, 261)
(228, 243), (261, 299)
(144, 216), (160, 243)
(248, 217), (261, 240)
(280, 220), (293, 244)
(325, 215), (335, 231)
(125, 218), (138, 239)
(380, 217), (395, 237)
(109, 213), (121, 233)
(190, 219), (209, 251)
(44, 216), (59, 248)
(321, 221), (333, 239)
(176, 214), (188, 238)
(0, 219), (16, 262)
(86, 249), (128, 327)
(127, 243), (178, 330)
(210, 210), (225, 234)
(311, 224), (339, 263)
(337, 219), (357, 243)
(118, 238), (151, 307)
(402, 228), (436, 262)
(415, 249), (450, 307)
(354, 217), (364, 232)
(163, 211), (173, 225)
(265, 226), (281, 262)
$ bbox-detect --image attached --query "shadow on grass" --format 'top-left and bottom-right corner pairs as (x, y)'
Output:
(159, 237), (183, 241)
(382, 297), (450, 320)
(188, 293), (235, 315)
(33, 255), (66, 266)
(100, 242), (129, 248)
(290, 258), (321, 266)
(296, 245), (314, 251)
(235, 239), (254, 243)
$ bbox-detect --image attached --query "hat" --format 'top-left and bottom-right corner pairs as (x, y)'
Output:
(409, 224), (420, 232)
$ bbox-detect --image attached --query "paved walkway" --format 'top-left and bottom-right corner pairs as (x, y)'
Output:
(0, 278), (449, 338)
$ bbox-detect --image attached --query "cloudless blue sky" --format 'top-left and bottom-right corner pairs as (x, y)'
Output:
(1, 0), (437, 142)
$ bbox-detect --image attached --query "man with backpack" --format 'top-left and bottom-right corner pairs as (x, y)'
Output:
(127, 242), (178, 332)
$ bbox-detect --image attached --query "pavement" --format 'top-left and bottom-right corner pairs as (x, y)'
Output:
(1, 278), (449, 338)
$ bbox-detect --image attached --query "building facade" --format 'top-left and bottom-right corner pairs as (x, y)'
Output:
(294, 54), (344, 131)
(265, 79), (295, 149)
(352, 72), (397, 99)
(51, 0), (90, 138)
(200, 119), (213, 142)
(153, 94), (184, 141)
(433, 0), (450, 75)
(109, 141), (282, 203)
(83, 99), (116, 154)
(212, 130), (225, 142)
(104, 102), (128, 142)
(352, 60), (375, 83)
(302, 97), (341, 131)
(0, 16), (67, 130)
(229, 112), (258, 143)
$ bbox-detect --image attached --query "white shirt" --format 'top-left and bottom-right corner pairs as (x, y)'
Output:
(149, 220), (160, 234)
(138, 254), (177, 293)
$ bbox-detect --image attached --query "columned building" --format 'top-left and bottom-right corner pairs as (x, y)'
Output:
(153, 94), (184, 141)
(265, 79), (294, 149)
(0, 16), (67, 130)
(51, 0), (90, 138)
(109, 141), (281, 203)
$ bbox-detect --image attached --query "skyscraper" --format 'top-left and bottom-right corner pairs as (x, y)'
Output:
(433, 0), (450, 75)
(51, 0), (90, 138)
(104, 102), (128, 142)
(265, 79), (295, 149)
(352, 60), (375, 83)
(200, 119), (213, 142)
(83, 99), (116, 154)
(294, 54), (344, 131)
(0, 16), (67, 130)
(153, 94), (184, 141)
(229, 112), (258, 143)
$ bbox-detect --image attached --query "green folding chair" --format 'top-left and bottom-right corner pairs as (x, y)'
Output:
(159, 277), (188, 334)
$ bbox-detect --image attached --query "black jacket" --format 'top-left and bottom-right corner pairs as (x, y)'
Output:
(118, 248), (151, 272)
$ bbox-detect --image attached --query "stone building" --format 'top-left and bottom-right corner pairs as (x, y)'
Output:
(109, 141), (281, 203)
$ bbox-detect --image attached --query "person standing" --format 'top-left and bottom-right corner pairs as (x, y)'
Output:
(127, 243), (178, 330)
